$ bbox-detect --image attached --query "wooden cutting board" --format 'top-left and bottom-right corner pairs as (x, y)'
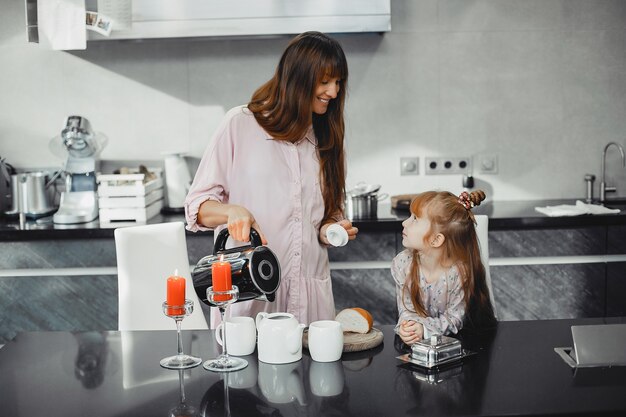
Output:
(303, 328), (384, 353)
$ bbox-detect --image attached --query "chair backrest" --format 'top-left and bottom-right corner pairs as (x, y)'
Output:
(474, 215), (498, 319)
(114, 222), (208, 331)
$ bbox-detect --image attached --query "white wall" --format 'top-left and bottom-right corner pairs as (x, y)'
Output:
(1, 0), (626, 201)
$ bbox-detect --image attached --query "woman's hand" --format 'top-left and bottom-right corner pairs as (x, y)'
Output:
(398, 320), (423, 345)
(319, 219), (359, 246)
(226, 205), (268, 244)
(197, 200), (268, 244)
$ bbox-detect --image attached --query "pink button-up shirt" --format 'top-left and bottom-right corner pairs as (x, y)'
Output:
(185, 105), (335, 327)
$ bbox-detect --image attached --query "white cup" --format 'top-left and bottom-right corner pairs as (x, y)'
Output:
(327, 224), (349, 247)
(216, 316), (257, 356)
(308, 320), (343, 362)
(309, 360), (345, 397)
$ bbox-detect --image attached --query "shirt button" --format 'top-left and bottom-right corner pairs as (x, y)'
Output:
(294, 252), (300, 257)
(294, 217), (300, 222)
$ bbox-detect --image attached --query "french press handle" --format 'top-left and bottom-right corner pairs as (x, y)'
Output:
(213, 227), (263, 254)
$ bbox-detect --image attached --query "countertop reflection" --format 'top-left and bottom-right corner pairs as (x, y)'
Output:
(1, 320), (626, 416)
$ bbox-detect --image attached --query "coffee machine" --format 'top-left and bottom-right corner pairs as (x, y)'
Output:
(50, 116), (107, 224)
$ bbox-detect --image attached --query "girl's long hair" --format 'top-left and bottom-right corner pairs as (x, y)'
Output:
(248, 31), (348, 223)
(404, 191), (496, 329)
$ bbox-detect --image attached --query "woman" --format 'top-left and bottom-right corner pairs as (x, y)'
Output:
(185, 31), (358, 327)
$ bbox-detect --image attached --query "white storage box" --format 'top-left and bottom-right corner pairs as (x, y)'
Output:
(97, 168), (163, 197)
(97, 168), (164, 224)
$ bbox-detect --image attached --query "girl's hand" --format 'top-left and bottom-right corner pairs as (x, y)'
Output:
(226, 206), (268, 245)
(319, 219), (359, 245)
(398, 320), (424, 345)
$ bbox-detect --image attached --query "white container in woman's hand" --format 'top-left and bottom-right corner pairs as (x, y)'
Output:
(327, 224), (349, 247)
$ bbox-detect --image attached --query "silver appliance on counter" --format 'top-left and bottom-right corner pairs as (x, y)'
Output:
(49, 115), (107, 224)
(162, 152), (191, 214)
(5, 171), (56, 219)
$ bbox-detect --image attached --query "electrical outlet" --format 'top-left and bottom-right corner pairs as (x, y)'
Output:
(424, 157), (471, 175)
(477, 153), (498, 174)
(400, 157), (419, 175)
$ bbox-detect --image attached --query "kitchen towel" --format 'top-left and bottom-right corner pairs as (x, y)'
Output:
(535, 200), (621, 217)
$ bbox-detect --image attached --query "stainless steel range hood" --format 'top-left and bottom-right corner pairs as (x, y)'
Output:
(92, 0), (390, 41)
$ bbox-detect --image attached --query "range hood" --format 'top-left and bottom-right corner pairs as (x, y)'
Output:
(102, 0), (390, 40)
(27, 0), (390, 44)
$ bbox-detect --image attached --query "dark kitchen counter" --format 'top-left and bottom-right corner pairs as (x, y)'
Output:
(2, 319), (626, 417)
(1, 199), (625, 241)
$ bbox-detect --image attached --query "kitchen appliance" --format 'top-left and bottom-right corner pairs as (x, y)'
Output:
(49, 116), (107, 224)
(345, 182), (388, 219)
(162, 152), (191, 213)
(256, 312), (306, 364)
(5, 171), (56, 218)
(27, 0), (391, 45)
(192, 228), (281, 305)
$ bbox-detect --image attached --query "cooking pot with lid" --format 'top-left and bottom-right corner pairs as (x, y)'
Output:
(5, 172), (56, 218)
(192, 228), (281, 305)
(346, 191), (389, 220)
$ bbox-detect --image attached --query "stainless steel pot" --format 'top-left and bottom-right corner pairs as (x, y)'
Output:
(346, 192), (389, 219)
(5, 172), (56, 218)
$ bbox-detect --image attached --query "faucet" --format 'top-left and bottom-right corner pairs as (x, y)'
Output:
(600, 142), (626, 202)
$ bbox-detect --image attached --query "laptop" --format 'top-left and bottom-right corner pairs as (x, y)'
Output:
(555, 323), (626, 368)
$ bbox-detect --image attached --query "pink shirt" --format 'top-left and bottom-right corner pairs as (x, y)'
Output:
(391, 249), (466, 336)
(185, 106), (335, 327)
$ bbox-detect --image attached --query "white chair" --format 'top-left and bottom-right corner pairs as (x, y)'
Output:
(114, 222), (209, 331)
(474, 215), (498, 319)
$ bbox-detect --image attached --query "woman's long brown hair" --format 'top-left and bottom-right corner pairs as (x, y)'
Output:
(248, 31), (348, 223)
(403, 191), (496, 329)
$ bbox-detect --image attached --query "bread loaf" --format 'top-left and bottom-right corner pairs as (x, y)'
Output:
(335, 308), (373, 334)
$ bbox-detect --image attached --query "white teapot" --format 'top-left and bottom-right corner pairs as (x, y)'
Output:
(256, 312), (306, 364)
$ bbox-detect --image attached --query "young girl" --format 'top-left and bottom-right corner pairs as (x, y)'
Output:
(392, 190), (496, 345)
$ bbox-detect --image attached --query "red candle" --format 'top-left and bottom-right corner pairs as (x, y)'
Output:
(212, 259), (232, 301)
(166, 274), (186, 315)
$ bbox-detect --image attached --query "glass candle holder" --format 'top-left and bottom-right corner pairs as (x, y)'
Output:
(203, 285), (248, 372)
(160, 299), (202, 369)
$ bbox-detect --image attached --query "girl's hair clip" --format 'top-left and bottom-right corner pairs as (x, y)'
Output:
(458, 191), (474, 210)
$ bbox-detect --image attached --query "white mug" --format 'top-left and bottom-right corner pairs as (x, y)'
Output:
(216, 316), (257, 356)
(308, 320), (343, 362)
(309, 360), (345, 397)
(326, 223), (349, 247)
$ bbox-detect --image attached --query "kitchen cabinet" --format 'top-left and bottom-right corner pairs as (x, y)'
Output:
(607, 225), (626, 316)
(489, 226), (625, 320)
(0, 234), (214, 344)
(2, 200), (626, 344)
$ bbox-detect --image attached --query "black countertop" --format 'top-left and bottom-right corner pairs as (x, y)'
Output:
(1, 319), (626, 417)
(1, 199), (625, 241)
